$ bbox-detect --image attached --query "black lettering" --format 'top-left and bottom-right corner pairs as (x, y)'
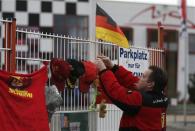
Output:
(120, 48), (124, 57)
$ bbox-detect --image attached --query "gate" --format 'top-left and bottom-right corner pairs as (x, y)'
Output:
(0, 18), (166, 131)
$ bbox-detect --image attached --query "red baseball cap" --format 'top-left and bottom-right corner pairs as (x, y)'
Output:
(50, 58), (71, 91)
(79, 61), (98, 93)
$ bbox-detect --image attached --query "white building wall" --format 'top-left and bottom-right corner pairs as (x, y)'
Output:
(133, 26), (147, 47)
(97, 1), (183, 26)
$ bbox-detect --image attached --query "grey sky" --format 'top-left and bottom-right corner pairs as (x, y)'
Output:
(104, 0), (195, 7)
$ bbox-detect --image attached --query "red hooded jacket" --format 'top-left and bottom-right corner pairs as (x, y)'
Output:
(99, 66), (168, 131)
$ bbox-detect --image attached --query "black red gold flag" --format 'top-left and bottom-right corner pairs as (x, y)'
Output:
(96, 4), (129, 48)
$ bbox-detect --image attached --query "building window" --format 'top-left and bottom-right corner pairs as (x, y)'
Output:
(121, 27), (133, 45)
(147, 29), (178, 49)
(16, 0), (27, 11)
(54, 15), (88, 59)
(189, 34), (195, 54)
(66, 3), (76, 15)
(3, 12), (14, 20)
(147, 29), (158, 47)
(40, 27), (53, 34)
(54, 15), (88, 38)
(41, 1), (52, 12)
(29, 14), (39, 26)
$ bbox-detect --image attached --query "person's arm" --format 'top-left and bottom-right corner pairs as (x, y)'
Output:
(97, 56), (139, 90)
(111, 65), (139, 90)
(99, 70), (142, 113)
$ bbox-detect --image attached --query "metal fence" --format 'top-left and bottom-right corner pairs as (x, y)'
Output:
(0, 18), (16, 72)
(0, 18), (166, 131)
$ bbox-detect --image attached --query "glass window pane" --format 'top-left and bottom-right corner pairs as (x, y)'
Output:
(189, 34), (195, 54)
(54, 15), (88, 38)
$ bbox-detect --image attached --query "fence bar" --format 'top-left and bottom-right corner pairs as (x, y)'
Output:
(4, 20), (11, 71)
(3, 18), (16, 72)
(11, 18), (16, 72)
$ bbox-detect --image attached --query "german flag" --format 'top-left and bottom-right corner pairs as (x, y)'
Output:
(96, 4), (129, 48)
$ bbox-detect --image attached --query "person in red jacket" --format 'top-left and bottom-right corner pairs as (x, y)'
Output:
(95, 56), (168, 131)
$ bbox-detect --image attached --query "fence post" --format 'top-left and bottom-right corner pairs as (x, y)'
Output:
(157, 21), (166, 69)
(157, 22), (164, 48)
(4, 18), (16, 73)
(10, 18), (16, 73)
(4, 20), (11, 72)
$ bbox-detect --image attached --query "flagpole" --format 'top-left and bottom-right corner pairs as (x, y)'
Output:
(178, 0), (188, 126)
(182, 0), (188, 126)
(89, 0), (97, 60)
(88, 0), (97, 130)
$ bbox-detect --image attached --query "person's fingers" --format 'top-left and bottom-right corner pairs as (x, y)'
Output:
(94, 58), (101, 62)
(95, 56), (113, 70)
(98, 57), (110, 63)
(102, 58), (110, 62)
(94, 59), (104, 66)
(97, 55), (107, 59)
(95, 58), (104, 63)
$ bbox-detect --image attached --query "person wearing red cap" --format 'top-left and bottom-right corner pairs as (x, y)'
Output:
(50, 58), (72, 91)
(95, 56), (168, 131)
(50, 58), (85, 91)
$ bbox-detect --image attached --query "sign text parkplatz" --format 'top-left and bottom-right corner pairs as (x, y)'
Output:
(119, 47), (149, 77)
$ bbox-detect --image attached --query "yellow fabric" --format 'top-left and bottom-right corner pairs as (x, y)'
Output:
(96, 27), (130, 48)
